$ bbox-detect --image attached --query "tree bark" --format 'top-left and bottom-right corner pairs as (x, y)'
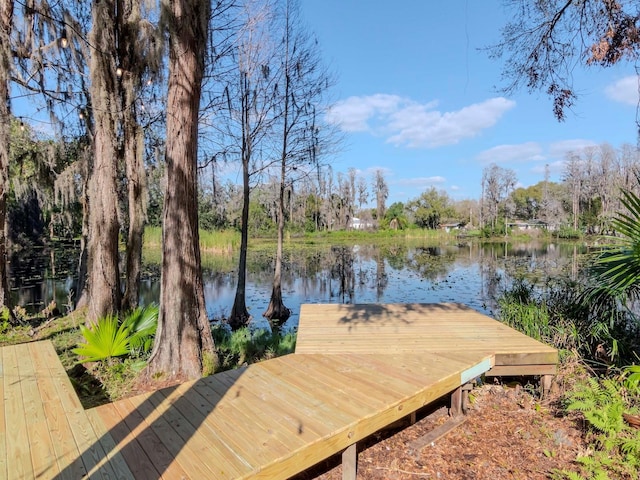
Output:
(119, 0), (149, 312)
(0, 0), (14, 322)
(264, 29), (291, 323)
(147, 0), (215, 380)
(86, 0), (122, 324)
(229, 136), (251, 329)
(229, 71), (251, 330)
(122, 122), (145, 311)
(263, 154), (290, 323)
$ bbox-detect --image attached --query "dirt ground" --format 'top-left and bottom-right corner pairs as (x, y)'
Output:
(294, 380), (586, 480)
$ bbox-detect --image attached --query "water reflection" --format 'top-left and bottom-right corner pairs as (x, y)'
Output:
(9, 241), (591, 328)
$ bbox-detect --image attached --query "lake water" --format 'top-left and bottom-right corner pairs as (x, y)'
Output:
(9, 240), (590, 331)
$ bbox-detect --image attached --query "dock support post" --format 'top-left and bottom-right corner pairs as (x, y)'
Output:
(342, 443), (357, 480)
(540, 375), (553, 398)
(449, 386), (462, 417)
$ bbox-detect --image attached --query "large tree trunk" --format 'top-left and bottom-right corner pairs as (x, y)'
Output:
(263, 173), (290, 324)
(73, 155), (90, 310)
(85, 0), (122, 324)
(229, 72), (251, 331)
(263, 173), (290, 323)
(264, 60), (291, 324)
(0, 0), (14, 322)
(147, 0), (215, 380)
(120, 0), (148, 312)
(229, 146), (251, 330)
(122, 123), (146, 311)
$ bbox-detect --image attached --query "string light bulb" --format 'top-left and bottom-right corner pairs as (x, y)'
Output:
(19, 119), (25, 132)
(60, 29), (68, 48)
(116, 67), (123, 77)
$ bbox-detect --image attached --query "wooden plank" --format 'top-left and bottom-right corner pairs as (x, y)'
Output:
(94, 401), (162, 480)
(239, 360), (358, 432)
(494, 351), (559, 366)
(3, 345), (34, 480)
(198, 369), (344, 471)
(28, 341), (123, 480)
(407, 415), (467, 452)
(142, 381), (252, 479)
(194, 372), (308, 457)
(84, 408), (135, 479)
(206, 365), (329, 441)
(296, 303), (558, 365)
(45, 370), (117, 478)
(15, 343), (59, 479)
(157, 378), (255, 475)
(110, 397), (191, 479)
(28, 343), (86, 480)
(487, 364), (557, 376)
(0, 344), (6, 480)
(278, 354), (396, 411)
(461, 357), (494, 384)
(257, 356), (393, 419)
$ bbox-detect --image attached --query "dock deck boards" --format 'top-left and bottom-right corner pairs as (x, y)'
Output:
(1, 303), (557, 479)
(296, 303), (558, 371)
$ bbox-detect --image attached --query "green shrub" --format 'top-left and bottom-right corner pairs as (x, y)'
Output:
(73, 316), (131, 362)
(555, 375), (640, 479)
(212, 325), (296, 371)
(122, 304), (158, 356)
(73, 305), (159, 363)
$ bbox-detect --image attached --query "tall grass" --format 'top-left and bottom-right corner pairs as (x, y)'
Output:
(496, 279), (640, 365)
(144, 226), (240, 253)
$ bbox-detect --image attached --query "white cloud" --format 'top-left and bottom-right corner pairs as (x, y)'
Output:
(326, 94), (404, 132)
(395, 176), (446, 187)
(450, 185), (461, 191)
(327, 94), (515, 148)
(476, 142), (544, 165)
(605, 76), (639, 106)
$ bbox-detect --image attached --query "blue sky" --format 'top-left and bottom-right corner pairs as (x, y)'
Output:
(300, 0), (640, 205)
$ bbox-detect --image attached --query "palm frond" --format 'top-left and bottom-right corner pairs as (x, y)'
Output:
(73, 316), (131, 362)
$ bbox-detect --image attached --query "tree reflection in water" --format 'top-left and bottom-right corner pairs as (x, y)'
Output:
(10, 241), (590, 330)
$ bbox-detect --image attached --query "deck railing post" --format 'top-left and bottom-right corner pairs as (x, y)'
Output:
(342, 443), (357, 480)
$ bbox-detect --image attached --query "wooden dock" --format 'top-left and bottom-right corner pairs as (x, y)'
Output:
(1, 303), (557, 479)
(296, 303), (558, 377)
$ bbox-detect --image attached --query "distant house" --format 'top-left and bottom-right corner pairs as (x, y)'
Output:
(350, 217), (374, 230)
(439, 222), (462, 233)
(507, 220), (549, 231)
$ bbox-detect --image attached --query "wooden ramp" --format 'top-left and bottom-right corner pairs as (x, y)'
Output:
(1, 303), (557, 479)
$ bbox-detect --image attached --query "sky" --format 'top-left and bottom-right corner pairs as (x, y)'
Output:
(298, 0), (640, 205)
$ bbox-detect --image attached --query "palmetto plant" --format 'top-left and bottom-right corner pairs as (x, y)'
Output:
(73, 316), (131, 362)
(122, 304), (159, 356)
(73, 305), (159, 362)
(591, 189), (640, 298)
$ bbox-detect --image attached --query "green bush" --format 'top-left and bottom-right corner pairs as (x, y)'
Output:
(73, 316), (131, 362)
(121, 304), (159, 356)
(73, 305), (159, 363)
(555, 375), (640, 479)
(212, 325), (296, 371)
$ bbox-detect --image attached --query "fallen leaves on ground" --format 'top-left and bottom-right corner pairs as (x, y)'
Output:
(297, 382), (585, 480)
